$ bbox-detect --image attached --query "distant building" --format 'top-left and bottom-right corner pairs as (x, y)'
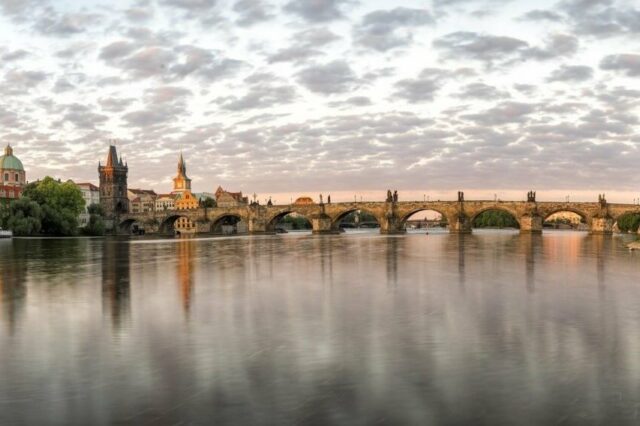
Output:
(0, 144), (26, 204)
(293, 196), (314, 206)
(215, 186), (248, 207)
(128, 189), (157, 213)
(155, 194), (176, 211)
(99, 146), (129, 217)
(175, 217), (196, 234)
(74, 182), (100, 227)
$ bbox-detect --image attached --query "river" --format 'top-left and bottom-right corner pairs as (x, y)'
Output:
(1, 230), (640, 424)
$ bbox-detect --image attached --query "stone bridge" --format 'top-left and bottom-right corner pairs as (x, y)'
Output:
(116, 195), (640, 236)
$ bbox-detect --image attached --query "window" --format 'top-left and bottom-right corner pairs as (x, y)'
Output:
(15, 173), (19, 182)
(4, 173), (7, 181)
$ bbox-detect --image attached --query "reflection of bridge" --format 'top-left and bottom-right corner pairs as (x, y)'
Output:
(116, 197), (640, 235)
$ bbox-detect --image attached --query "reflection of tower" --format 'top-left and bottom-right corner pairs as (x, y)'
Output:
(102, 240), (131, 330)
(178, 239), (195, 314)
(0, 242), (26, 334)
(98, 145), (129, 217)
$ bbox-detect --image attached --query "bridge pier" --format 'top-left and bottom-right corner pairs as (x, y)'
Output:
(590, 217), (614, 235)
(312, 214), (338, 235)
(449, 214), (472, 234)
(519, 215), (543, 234)
(380, 216), (406, 234)
(248, 218), (274, 235)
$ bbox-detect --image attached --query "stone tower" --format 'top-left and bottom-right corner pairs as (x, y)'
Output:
(172, 152), (191, 193)
(98, 145), (129, 217)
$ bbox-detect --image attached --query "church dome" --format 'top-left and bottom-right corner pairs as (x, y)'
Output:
(0, 145), (24, 171)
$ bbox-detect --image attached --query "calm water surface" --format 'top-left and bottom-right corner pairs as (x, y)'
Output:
(1, 231), (640, 425)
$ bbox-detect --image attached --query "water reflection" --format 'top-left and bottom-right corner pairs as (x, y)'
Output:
(102, 239), (131, 330)
(0, 231), (640, 424)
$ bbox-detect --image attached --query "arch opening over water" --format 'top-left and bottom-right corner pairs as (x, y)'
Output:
(543, 211), (587, 231)
(160, 215), (192, 235)
(332, 209), (380, 231)
(471, 208), (520, 230)
(267, 212), (312, 233)
(402, 209), (448, 231)
(211, 214), (243, 235)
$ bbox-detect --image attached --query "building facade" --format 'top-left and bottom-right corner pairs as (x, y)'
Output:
(128, 189), (157, 213)
(215, 186), (248, 207)
(155, 194), (176, 211)
(0, 144), (26, 204)
(74, 182), (100, 227)
(171, 154), (199, 210)
(99, 146), (129, 217)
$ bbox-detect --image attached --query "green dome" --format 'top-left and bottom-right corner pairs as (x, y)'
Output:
(1, 145), (24, 171)
(0, 154), (24, 171)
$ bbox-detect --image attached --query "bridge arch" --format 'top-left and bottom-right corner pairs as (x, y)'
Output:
(211, 213), (244, 234)
(159, 214), (194, 234)
(266, 210), (312, 232)
(400, 208), (450, 231)
(470, 207), (521, 229)
(331, 208), (382, 231)
(118, 218), (139, 234)
(541, 208), (589, 231)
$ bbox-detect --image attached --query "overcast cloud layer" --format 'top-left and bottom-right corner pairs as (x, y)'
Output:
(0, 0), (639, 199)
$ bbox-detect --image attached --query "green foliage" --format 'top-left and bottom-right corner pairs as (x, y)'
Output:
(340, 210), (378, 224)
(473, 210), (519, 229)
(617, 214), (640, 233)
(0, 197), (43, 236)
(82, 203), (105, 236)
(13, 177), (86, 236)
(201, 197), (216, 208)
(281, 215), (311, 230)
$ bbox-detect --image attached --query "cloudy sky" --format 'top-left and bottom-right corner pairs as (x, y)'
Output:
(0, 0), (639, 202)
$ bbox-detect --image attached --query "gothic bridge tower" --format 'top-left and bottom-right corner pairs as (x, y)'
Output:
(98, 145), (129, 217)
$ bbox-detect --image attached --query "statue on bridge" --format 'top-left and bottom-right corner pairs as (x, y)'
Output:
(267, 197), (273, 206)
(599, 194), (607, 207)
(327, 195), (331, 204)
(319, 194), (323, 204)
(386, 190), (393, 203)
(527, 191), (536, 203)
(457, 191), (464, 202)
(393, 190), (398, 203)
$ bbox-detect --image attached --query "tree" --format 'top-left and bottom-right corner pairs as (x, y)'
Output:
(201, 197), (216, 208)
(82, 203), (105, 236)
(0, 197), (43, 236)
(617, 214), (640, 233)
(22, 177), (85, 236)
(473, 210), (519, 229)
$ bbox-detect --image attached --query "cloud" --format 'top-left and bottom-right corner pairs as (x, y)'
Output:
(519, 9), (564, 22)
(296, 60), (358, 94)
(233, 0), (273, 26)
(547, 65), (593, 82)
(454, 82), (510, 99)
(283, 0), (349, 22)
(353, 7), (435, 51)
(266, 28), (339, 64)
(559, 0), (640, 37)
(34, 11), (102, 36)
(600, 54), (640, 77)
(433, 32), (528, 65)
(393, 68), (448, 103)
(99, 41), (137, 61)
(461, 102), (536, 125)
(522, 34), (578, 60)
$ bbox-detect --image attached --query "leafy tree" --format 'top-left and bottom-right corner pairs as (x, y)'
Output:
(617, 214), (640, 233)
(473, 210), (519, 228)
(201, 197), (216, 208)
(282, 215), (311, 230)
(22, 177), (85, 236)
(82, 203), (105, 236)
(0, 197), (43, 236)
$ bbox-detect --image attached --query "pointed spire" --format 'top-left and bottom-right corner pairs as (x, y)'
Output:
(4, 144), (13, 156)
(178, 152), (186, 175)
(106, 145), (118, 167)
